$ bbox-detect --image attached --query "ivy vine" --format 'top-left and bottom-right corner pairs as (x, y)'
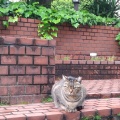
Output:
(0, 2), (120, 40)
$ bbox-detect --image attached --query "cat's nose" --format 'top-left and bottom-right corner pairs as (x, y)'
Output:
(69, 89), (73, 93)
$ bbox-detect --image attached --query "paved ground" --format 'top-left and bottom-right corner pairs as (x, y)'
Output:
(82, 79), (120, 99)
(0, 79), (120, 120)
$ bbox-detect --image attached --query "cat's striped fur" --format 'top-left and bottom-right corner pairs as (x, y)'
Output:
(51, 75), (86, 112)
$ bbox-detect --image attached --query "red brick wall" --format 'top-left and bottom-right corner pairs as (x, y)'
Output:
(56, 60), (120, 80)
(0, 17), (40, 38)
(0, 17), (120, 60)
(0, 36), (55, 104)
(56, 24), (120, 60)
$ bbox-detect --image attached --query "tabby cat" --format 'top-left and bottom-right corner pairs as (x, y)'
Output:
(51, 75), (86, 112)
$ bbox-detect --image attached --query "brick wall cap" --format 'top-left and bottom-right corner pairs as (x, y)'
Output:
(115, 61), (120, 64)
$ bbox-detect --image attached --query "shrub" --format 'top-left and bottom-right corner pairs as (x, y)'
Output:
(82, 0), (120, 17)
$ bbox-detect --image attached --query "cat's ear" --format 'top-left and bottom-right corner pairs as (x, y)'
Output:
(62, 75), (67, 81)
(77, 76), (82, 83)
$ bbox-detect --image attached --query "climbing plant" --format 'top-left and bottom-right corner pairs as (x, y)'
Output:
(0, 1), (120, 40)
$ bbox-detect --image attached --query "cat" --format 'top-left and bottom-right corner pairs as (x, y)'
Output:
(51, 75), (86, 112)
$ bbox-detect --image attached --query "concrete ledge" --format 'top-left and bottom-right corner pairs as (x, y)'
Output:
(55, 60), (120, 65)
(0, 98), (120, 120)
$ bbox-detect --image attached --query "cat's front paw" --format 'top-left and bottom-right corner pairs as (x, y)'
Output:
(66, 109), (77, 112)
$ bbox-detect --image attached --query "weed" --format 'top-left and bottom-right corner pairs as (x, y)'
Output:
(42, 96), (53, 103)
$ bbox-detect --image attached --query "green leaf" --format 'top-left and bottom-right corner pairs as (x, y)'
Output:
(72, 23), (79, 28)
(116, 33), (120, 41)
(2, 21), (9, 28)
(24, 11), (32, 18)
(51, 32), (57, 37)
(8, 16), (18, 23)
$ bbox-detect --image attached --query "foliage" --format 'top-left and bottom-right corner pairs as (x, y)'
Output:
(81, 114), (101, 120)
(0, 1), (120, 40)
(51, 0), (73, 10)
(115, 33), (120, 45)
(91, 56), (116, 61)
(42, 96), (53, 103)
(24, 0), (53, 7)
(82, 0), (120, 18)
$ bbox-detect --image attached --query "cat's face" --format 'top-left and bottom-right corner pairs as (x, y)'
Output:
(62, 75), (82, 95)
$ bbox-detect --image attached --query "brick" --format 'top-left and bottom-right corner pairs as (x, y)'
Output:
(100, 93), (111, 98)
(111, 106), (120, 115)
(14, 26), (21, 30)
(31, 109), (49, 113)
(45, 111), (63, 120)
(48, 75), (55, 84)
(0, 66), (8, 75)
(12, 111), (31, 115)
(0, 76), (16, 85)
(18, 76), (32, 84)
(96, 107), (111, 116)
(27, 27), (35, 32)
(1, 56), (16, 64)
(49, 56), (55, 65)
(71, 60), (78, 64)
(10, 66), (25, 74)
(34, 75), (48, 84)
(94, 61), (101, 64)
(115, 61), (120, 64)
(35, 19), (40, 24)
(26, 46), (41, 55)
(55, 60), (62, 64)
(41, 85), (52, 94)
(0, 87), (8, 95)
(42, 47), (55, 56)
(34, 56), (48, 65)
(0, 45), (8, 54)
(0, 116), (6, 119)
(21, 27), (27, 31)
(79, 60), (86, 64)
(20, 38), (33, 45)
(17, 31), (24, 35)
(101, 61), (108, 64)
(9, 96), (17, 104)
(25, 113), (45, 120)
(62, 111), (80, 120)
(35, 39), (48, 46)
(87, 60), (94, 64)
(81, 108), (96, 117)
(10, 46), (25, 55)
(42, 66), (55, 74)
(30, 31), (38, 37)
(1, 30), (10, 35)
(2, 36), (16, 44)
(28, 19), (35, 23)
(5, 114), (26, 120)
(63, 60), (71, 64)
(48, 40), (56, 47)
(20, 18), (28, 22)
(17, 95), (33, 104)
(26, 66), (40, 74)
(10, 30), (17, 35)
(9, 86), (25, 95)
(18, 56), (32, 64)
(25, 85), (40, 94)
(30, 23), (38, 28)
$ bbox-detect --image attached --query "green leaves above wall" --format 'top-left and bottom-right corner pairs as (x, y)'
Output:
(0, 1), (120, 40)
